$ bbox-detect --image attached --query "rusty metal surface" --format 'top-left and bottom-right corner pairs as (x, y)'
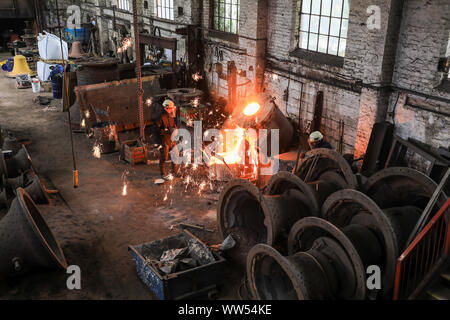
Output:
(247, 217), (366, 300)
(266, 171), (320, 215)
(76, 64), (120, 87)
(295, 148), (358, 189)
(363, 167), (447, 210)
(321, 189), (398, 297)
(74, 76), (165, 130)
(287, 217), (366, 299)
(217, 178), (318, 265)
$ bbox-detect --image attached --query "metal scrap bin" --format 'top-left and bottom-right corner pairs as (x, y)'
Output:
(128, 231), (226, 300)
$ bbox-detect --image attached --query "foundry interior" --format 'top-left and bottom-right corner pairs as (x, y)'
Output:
(0, 0), (449, 301)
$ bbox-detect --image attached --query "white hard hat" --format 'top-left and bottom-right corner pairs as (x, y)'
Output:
(162, 99), (173, 107)
(309, 131), (323, 143)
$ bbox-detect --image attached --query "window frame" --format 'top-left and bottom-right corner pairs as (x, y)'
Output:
(154, 0), (174, 20)
(116, 0), (131, 12)
(211, 0), (240, 35)
(292, 0), (349, 66)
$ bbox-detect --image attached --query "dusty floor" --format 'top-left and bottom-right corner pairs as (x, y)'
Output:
(0, 55), (243, 299)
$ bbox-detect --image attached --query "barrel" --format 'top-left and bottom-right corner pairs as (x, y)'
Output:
(51, 76), (63, 99)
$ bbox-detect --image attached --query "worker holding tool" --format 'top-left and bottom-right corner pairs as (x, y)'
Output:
(156, 99), (179, 181)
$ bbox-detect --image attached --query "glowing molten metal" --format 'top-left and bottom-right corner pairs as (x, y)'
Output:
(243, 102), (260, 116)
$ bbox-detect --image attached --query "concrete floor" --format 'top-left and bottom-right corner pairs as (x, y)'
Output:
(0, 55), (242, 299)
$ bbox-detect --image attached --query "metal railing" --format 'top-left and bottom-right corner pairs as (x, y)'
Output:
(393, 199), (450, 300)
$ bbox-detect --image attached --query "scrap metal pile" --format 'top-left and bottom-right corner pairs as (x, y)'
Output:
(216, 147), (448, 300)
(0, 129), (67, 278)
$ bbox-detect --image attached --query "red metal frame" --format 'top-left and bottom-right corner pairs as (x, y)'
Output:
(393, 199), (450, 300)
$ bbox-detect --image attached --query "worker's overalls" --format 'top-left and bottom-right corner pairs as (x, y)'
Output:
(157, 112), (178, 177)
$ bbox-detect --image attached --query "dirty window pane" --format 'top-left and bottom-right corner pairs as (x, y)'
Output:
(300, 31), (309, 49)
(310, 15), (319, 33)
(118, 0), (130, 11)
(154, 0), (174, 20)
(338, 38), (346, 57)
(319, 17), (330, 35)
(328, 36), (339, 55)
(343, 0), (349, 18)
(308, 33), (318, 51)
(213, 0), (240, 34)
(340, 19), (348, 38)
(332, 0), (343, 17)
(302, 0), (311, 14)
(321, 0), (332, 16)
(311, 0), (320, 15)
(318, 35), (328, 53)
(300, 14), (310, 31)
(298, 0), (348, 57)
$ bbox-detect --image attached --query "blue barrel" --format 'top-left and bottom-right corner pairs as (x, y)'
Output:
(51, 76), (63, 99)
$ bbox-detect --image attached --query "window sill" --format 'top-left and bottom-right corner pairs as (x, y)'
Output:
(289, 48), (344, 68)
(208, 29), (239, 44)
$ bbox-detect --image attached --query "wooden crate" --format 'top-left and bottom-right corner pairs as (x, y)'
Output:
(121, 140), (147, 165)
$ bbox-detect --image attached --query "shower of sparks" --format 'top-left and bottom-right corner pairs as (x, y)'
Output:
(108, 125), (115, 141)
(192, 72), (202, 82)
(81, 118), (86, 128)
(145, 98), (153, 107)
(197, 181), (206, 195)
(191, 97), (200, 107)
(121, 170), (129, 196)
(92, 142), (102, 158)
(85, 110), (90, 118)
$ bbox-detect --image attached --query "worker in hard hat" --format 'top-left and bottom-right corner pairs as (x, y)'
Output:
(156, 99), (178, 180)
(296, 131), (332, 164)
(308, 131), (332, 150)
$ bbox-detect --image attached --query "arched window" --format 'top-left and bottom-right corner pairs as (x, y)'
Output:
(297, 0), (349, 57)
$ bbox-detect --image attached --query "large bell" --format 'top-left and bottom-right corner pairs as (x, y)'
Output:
(0, 188), (67, 278)
(1, 145), (35, 178)
(217, 177), (319, 265)
(0, 187), (9, 210)
(69, 41), (84, 59)
(22, 171), (50, 204)
(247, 217), (366, 300)
(7, 55), (32, 78)
(2, 135), (22, 154)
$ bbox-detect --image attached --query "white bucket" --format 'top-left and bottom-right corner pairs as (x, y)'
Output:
(31, 78), (41, 93)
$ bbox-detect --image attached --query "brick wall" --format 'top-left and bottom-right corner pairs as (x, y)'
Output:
(41, 0), (450, 154)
